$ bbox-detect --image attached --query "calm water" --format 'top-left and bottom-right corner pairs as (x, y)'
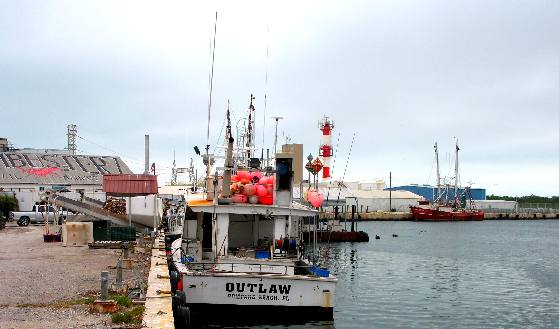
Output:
(252, 220), (559, 328)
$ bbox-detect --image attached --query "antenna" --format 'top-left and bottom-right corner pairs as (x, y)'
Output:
(67, 124), (77, 155)
(262, 25), (270, 151)
(205, 11), (218, 197)
(206, 11), (218, 149)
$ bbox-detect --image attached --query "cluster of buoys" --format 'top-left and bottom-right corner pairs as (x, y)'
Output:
(275, 238), (297, 251)
(304, 188), (325, 208)
(230, 170), (274, 205)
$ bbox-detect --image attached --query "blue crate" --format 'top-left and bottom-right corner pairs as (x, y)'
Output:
(311, 265), (330, 277)
(255, 250), (270, 259)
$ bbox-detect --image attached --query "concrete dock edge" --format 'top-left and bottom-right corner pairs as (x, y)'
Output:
(142, 232), (174, 328)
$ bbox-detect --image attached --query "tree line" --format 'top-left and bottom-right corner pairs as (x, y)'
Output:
(487, 194), (559, 205)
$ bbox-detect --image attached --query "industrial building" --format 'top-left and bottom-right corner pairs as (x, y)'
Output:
(295, 180), (423, 212)
(386, 184), (486, 202)
(467, 200), (518, 212)
(0, 137), (132, 210)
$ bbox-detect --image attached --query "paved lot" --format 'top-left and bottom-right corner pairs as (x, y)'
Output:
(0, 222), (150, 328)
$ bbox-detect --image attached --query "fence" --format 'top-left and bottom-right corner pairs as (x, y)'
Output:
(481, 203), (559, 214)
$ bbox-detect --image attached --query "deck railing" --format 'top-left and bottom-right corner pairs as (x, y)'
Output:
(183, 260), (333, 276)
(185, 261), (293, 275)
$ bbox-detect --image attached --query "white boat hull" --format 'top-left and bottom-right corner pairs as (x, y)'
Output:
(183, 273), (335, 307)
(176, 271), (335, 325)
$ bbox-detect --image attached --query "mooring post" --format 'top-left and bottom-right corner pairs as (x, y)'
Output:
(100, 271), (109, 300)
(123, 244), (129, 259)
(351, 205), (356, 233)
(116, 260), (123, 290)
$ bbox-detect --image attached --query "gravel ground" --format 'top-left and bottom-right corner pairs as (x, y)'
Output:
(0, 306), (112, 329)
(0, 221), (151, 329)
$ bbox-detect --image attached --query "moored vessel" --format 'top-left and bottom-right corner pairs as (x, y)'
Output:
(169, 104), (336, 327)
(410, 141), (484, 222)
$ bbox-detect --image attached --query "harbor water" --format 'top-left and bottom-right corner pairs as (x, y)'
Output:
(245, 220), (559, 328)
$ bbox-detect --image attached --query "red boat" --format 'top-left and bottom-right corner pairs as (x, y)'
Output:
(410, 141), (484, 222)
(410, 205), (484, 221)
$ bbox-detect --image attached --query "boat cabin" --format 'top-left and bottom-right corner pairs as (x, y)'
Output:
(182, 201), (316, 263)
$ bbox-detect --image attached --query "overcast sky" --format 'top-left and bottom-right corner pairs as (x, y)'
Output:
(1, 0), (557, 196)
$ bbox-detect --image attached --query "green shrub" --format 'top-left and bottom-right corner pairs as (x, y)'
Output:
(111, 306), (144, 324)
(110, 295), (132, 307)
(0, 194), (18, 219)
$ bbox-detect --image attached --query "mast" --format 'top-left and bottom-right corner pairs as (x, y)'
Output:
(246, 94), (256, 160)
(454, 140), (460, 207)
(222, 101), (234, 198)
(171, 150), (177, 186)
(434, 142), (441, 204)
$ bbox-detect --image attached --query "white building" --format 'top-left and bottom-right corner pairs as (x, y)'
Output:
(467, 200), (518, 212)
(295, 179), (422, 212)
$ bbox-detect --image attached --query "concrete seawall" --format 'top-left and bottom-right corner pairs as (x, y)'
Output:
(321, 212), (559, 221)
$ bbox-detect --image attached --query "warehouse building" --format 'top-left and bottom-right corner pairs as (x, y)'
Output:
(0, 138), (133, 211)
(295, 180), (423, 212)
(385, 184), (486, 201)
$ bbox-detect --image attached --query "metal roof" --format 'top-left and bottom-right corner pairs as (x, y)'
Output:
(0, 151), (132, 185)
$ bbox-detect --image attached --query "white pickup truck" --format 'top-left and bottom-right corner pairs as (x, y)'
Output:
(9, 205), (74, 226)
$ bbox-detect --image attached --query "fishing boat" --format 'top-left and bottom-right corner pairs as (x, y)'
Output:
(410, 142), (484, 221)
(168, 105), (336, 327)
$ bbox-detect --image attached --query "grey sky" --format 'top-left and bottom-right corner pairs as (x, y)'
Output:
(1, 1), (557, 196)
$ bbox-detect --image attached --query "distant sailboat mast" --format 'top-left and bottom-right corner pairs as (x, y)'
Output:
(435, 142), (441, 205)
(454, 140), (460, 207)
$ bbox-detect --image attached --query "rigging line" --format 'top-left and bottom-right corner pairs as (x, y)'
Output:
(75, 135), (141, 163)
(206, 11), (218, 149)
(336, 132), (356, 205)
(325, 132), (341, 201)
(426, 152), (435, 185)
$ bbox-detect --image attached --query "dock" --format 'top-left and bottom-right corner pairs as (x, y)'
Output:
(142, 232), (174, 328)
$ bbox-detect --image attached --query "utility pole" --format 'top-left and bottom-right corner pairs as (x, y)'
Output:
(389, 171), (392, 212)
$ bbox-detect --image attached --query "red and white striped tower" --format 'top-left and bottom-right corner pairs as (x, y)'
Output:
(319, 116), (334, 180)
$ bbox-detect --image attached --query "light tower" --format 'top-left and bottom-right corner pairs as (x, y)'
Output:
(319, 116), (334, 180)
(67, 124), (77, 155)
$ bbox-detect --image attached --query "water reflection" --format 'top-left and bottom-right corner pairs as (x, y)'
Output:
(232, 221), (559, 328)
(430, 260), (460, 297)
(318, 245), (359, 282)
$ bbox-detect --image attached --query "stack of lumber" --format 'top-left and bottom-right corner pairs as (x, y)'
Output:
(103, 198), (127, 215)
